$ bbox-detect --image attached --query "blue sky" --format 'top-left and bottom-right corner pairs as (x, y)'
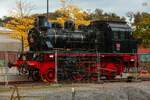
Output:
(0, 0), (149, 18)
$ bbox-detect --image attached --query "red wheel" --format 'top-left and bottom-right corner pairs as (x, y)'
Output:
(45, 69), (55, 82)
(72, 72), (84, 81)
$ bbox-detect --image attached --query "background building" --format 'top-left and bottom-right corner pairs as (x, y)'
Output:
(0, 26), (22, 82)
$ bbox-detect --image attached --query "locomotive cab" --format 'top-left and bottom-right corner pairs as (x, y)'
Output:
(90, 21), (138, 53)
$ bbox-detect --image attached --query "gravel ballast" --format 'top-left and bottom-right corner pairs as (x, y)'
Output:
(0, 81), (150, 100)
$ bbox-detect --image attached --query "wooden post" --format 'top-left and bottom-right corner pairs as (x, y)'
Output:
(72, 88), (76, 100)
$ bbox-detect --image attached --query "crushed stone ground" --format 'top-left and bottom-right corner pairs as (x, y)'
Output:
(0, 81), (150, 100)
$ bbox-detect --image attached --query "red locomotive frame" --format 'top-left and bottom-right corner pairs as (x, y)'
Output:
(10, 51), (138, 82)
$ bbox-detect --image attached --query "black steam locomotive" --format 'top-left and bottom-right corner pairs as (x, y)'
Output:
(10, 16), (138, 82)
(28, 16), (137, 53)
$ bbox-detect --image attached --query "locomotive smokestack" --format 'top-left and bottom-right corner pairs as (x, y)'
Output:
(36, 16), (49, 30)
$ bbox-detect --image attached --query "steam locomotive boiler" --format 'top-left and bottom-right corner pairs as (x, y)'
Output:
(10, 16), (138, 82)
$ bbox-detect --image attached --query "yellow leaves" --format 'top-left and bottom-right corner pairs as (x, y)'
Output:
(56, 17), (67, 25)
(75, 20), (90, 27)
(5, 17), (34, 49)
(53, 4), (90, 28)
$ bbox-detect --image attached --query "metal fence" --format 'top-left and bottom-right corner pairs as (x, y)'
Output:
(0, 52), (150, 100)
(138, 53), (150, 71)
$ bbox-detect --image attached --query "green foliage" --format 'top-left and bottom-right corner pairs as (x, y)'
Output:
(0, 60), (4, 67)
(89, 9), (125, 21)
(133, 12), (150, 48)
(2, 16), (14, 23)
(0, 18), (3, 26)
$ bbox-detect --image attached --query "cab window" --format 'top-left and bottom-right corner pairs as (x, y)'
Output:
(113, 31), (133, 40)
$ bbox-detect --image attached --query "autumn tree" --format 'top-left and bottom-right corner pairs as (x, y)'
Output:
(10, 0), (35, 18)
(5, 17), (34, 49)
(51, 1), (90, 27)
(133, 12), (150, 48)
(5, 0), (35, 50)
